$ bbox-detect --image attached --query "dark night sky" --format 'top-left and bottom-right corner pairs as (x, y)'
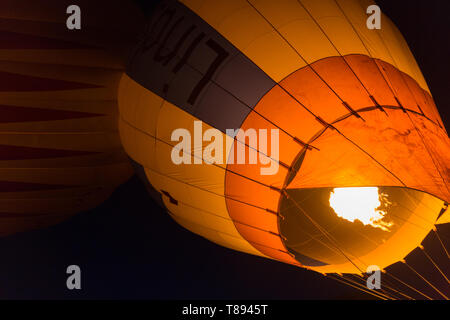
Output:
(0, 0), (448, 299)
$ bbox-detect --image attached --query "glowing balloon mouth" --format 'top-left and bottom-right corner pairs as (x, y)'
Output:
(329, 187), (393, 231)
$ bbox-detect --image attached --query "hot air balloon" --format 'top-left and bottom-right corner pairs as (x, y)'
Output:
(119, 0), (449, 298)
(0, 0), (144, 235)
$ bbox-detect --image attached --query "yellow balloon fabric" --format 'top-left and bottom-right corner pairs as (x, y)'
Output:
(2, 0), (447, 284)
(120, 0), (449, 274)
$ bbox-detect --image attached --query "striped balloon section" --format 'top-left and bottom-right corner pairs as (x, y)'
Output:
(0, 0), (144, 235)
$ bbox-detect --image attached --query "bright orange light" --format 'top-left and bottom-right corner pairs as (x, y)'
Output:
(329, 187), (393, 231)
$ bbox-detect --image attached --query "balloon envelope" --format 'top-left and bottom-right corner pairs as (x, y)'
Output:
(0, 0), (144, 235)
(120, 0), (449, 274)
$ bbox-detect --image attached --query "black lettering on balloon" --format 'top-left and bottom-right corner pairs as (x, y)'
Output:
(134, 5), (230, 106)
(172, 32), (205, 74)
(154, 16), (197, 67)
(141, 7), (175, 53)
(187, 39), (229, 105)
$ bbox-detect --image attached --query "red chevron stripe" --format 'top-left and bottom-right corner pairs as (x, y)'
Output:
(0, 30), (94, 50)
(0, 104), (103, 123)
(0, 71), (101, 91)
(0, 180), (73, 192)
(0, 144), (99, 160)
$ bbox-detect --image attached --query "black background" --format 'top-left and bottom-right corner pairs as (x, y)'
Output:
(0, 0), (448, 299)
